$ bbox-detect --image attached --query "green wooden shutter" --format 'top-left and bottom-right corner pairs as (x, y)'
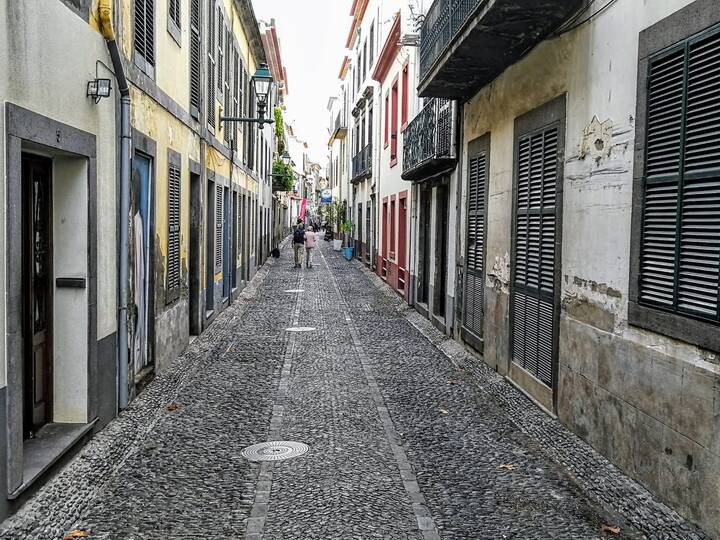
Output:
(134, 0), (154, 67)
(463, 152), (486, 340)
(206, 1), (216, 130)
(215, 184), (223, 270)
(189, 0), (201, 118)
(640, 29), (720, 322)
(513, 127), (558, 387)
(169, 0), (180, 29)
(167, 164), (181, 291)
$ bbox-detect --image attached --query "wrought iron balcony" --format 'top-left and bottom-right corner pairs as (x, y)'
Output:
(418, 0), (585, 100)
(402, 99), (457, 182)
(352, 144), (372, 182)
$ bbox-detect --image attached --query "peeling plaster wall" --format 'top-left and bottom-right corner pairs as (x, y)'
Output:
(460, 0), (718, 534)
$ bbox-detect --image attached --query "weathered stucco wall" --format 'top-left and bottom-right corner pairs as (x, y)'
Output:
(460, 0), (718, 535)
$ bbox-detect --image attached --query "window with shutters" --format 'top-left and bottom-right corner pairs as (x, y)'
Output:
(206, 0), (216, 132)
(167, 0), (181, 45)
(232, 48), (240, 146)
(215, 183), (223, 271)
(223, 29), (231, 145)
(630, 23), (720, 352)
(511, 96), (565, 390)
(462, 135), (489, 352)
(134, 0), (155, 78)
(189, 0), (201, 118)
(217, 9), (224, 92)
(167, 158), (182, 298)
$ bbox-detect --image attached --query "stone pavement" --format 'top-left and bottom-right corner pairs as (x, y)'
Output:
(0, 241), (707, 539)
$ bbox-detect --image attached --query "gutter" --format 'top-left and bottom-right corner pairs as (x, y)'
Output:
(99, 0), (131, 410)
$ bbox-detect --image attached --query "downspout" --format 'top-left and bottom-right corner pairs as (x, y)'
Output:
(99, 0), (131, 410)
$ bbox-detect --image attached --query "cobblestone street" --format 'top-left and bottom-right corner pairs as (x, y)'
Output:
(0, 241), (706, 540)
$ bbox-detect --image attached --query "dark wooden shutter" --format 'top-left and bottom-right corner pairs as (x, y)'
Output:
(134, 0), (155, 67)
(513, 127), (559, 387)
(215, 184), (223, 270)
(223, 29), (231, 144)
(189, 0), (201, 119)
(206, 1), (216, 130)
(233, 48), (240, 144)
(167, 164), (181, 291)
(639, 29), (720, 322)
(217, 9), (224, 91)
(169, 0), (180, 29)
(463, 150), (487, 342)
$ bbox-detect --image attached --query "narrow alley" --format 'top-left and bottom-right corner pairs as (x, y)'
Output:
(0, 242), (703, 540)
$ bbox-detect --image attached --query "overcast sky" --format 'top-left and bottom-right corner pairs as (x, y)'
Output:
(252, 0), (352, 167)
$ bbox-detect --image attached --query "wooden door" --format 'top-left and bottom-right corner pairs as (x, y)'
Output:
(22, 154), (53, 437)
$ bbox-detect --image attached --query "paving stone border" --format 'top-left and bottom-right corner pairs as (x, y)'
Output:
(350, 256), (707, 540)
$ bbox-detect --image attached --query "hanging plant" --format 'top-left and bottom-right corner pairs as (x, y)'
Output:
(272, 159), (294, 191)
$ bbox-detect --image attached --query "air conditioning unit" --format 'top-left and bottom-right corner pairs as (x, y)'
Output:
(400, 33), (420, 47)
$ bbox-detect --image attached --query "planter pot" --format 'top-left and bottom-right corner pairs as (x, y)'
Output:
(343, 246), (354, 260)
(333, 239), (342, 251)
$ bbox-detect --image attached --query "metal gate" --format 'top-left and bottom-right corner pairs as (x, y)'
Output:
(512, 115), (562, 389)
(462, 135), (489, 352)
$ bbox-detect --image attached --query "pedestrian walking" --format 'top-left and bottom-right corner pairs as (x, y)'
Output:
(305, 226), (317, 268)
(292, 224), (305, 268)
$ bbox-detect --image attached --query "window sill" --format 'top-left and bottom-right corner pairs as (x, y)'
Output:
(167, 20), (181, 47)
(628, 301), (720, 353)
(390, 158), (398, 168)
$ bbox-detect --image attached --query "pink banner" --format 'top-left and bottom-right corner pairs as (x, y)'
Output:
(299, 198), (307, 221)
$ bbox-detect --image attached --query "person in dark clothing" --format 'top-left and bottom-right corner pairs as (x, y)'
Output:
(292, 224), (305, 268)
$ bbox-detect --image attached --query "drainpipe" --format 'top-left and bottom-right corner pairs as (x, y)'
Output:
(99, 0), (131, 410)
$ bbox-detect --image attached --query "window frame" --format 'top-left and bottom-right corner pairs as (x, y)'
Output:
(390, 78), (399, 166)
(133, 0), (156, 79)
(629, 3), (720, 353)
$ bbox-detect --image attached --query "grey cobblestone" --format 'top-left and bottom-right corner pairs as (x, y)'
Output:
(0, 240), (707, 539)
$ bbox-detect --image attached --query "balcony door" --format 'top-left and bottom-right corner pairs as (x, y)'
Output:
(462, 135), (489, 353)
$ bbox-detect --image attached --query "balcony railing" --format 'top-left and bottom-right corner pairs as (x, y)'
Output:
(418, 0), (584, 99)
(419, 0), (484, 82)
(352, 144), (372, 182)
(402, 98), (457, 181)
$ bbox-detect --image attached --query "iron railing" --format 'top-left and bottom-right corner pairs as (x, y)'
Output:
(352, 144), (372, 181)
(334, 111), (345, 133)
(419, 0), (486, 81)
(402, 98), (456, 179)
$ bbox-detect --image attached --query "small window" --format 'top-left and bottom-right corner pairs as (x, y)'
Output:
(384, 93), (389, 148)
(390, 80), (399, 164)
(369, 22), (375, 66)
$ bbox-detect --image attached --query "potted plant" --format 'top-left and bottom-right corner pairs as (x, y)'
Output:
(339, 220), (354, 260)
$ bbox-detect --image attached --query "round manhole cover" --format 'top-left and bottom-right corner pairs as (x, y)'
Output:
(285, 327), (316, 332)
(241, 441), (309, 462)
(283, 289), (305, 293)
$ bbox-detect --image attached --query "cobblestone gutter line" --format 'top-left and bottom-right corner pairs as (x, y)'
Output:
(245, 268), (306, 540)
(0, 251), (289, 539)
(352, 258), (707, 540)
(318, 248), (441, 540)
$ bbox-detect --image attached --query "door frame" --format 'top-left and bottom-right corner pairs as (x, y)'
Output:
(5, 104), (98, 494)
(509, 94), (566, 413)
(188, 160), (202, 335)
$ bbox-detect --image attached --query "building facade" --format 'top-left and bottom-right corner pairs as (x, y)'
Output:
(0, 0), (285, 520)
(412, 0), (720, 535)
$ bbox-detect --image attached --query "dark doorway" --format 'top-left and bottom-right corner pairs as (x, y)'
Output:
(189, 172), (201, 335)
(357, 203), (363, 259)
(434, 185), (449, 318)
(205, 179), (216, 314)
(398, 195), (408, 293)
(418, 186), (432, 305)
(22, 154), (53, 438)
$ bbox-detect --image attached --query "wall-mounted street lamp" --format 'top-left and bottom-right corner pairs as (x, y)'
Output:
(87, 78), (112, 103)
(281, 151), (291, 165)
(221, 63), (275, 130)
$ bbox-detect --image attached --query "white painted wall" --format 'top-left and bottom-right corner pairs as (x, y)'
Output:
(53, 157), (89, 423)
(0, 1), (118, 388)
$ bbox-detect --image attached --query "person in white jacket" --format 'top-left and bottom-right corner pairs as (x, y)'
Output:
(304, 226), (317, 268)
